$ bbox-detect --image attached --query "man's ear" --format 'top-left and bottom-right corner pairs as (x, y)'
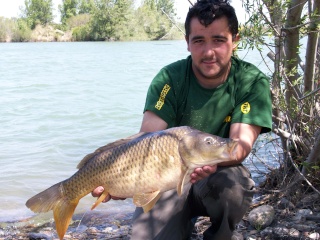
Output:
(185, 36), (190, 52)
(232, 33), (240, 50)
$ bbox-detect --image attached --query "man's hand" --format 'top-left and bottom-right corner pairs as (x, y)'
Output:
(91, 186), (126, 202)
(190, 165), (217, 184)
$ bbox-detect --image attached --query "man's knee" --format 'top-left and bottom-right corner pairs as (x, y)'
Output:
(204, 165), (255, 219)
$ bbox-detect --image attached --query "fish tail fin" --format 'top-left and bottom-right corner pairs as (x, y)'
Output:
(26, 182), (80, 240)
(53, 198), (79, 240)
(26, 182), (65, 213)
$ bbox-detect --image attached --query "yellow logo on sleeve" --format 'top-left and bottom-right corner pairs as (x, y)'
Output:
(155, 84), (171, 110)
(241, 102), (251, 114)
(224, 115), (231, 122)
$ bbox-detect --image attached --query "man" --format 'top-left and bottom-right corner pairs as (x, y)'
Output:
(93, 0), (272, 239)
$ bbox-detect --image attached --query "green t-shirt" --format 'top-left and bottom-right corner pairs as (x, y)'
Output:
(143, 56), (272, 138)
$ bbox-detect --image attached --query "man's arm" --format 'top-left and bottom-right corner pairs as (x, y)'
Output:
(140, 111), (168, 132)
(222, 122), (261, 165)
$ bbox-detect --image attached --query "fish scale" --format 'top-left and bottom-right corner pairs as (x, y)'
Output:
(26, 126), (238, 240)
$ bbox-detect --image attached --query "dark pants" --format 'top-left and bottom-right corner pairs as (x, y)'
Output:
(131, 165), (255, 240)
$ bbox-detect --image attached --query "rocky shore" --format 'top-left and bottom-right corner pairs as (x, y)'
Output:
(1, 191), (319, 240)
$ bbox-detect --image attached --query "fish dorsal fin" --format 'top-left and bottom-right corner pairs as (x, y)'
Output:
(91, 190), (109, 210)
(77, 132), (148, 169)
(133, 190), (161, 213)
(177, 165), (192, 196)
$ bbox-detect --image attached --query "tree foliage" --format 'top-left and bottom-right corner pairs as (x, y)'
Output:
(3, 0), (181, 41)
(0, 17), (32, 42)
(68, 0), (176, 41)
(59, 0), (78, 25)
(22, 0), (54, 29)
(240, 0), (320, 195)
(59, 0), (95, 24)
(78, 0), (95, 14)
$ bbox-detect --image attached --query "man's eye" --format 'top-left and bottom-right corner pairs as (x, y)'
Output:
(193, 39), (203, 44)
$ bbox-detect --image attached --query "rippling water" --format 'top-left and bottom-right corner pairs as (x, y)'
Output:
(0, 40), (278, 222)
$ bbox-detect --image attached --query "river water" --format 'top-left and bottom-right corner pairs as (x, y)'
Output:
(0, 40), (278, 222)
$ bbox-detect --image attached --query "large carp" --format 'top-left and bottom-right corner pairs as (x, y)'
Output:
(26, 126), (237, 239)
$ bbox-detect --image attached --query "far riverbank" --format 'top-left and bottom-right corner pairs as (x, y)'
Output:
(0, 23), (185, 43)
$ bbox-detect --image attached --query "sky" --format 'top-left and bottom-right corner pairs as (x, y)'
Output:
(0, 0), (246, 23)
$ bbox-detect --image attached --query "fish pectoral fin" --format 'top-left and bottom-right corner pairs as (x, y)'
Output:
(177, 167), (192, 196)
(133, 190), (161, 213)
(142, 193), (162, 213)
(91, 190), (109, 210)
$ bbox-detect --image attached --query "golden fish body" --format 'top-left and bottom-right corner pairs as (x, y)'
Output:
(26, 126), (237, 239)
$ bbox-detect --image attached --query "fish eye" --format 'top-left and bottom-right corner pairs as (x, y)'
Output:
(204, 137), (215, 145)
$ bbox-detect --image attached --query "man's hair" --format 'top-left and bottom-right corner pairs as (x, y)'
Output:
(185, 0), (238, 39)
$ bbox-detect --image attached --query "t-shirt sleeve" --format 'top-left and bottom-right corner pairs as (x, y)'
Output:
(231, 67), (272, 134)
(143, 67), (178, 128)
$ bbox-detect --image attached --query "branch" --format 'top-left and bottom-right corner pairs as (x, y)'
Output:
(272, 114), (286, 124)
(272, 123), (300, 141)
(255, 174), (303, 193)
(188, 0), (194, 6)
(257, 4), (281, 36)
(160, 8), (185, 35)
(285, 139), (320, 195)
(302, 129), (320, 175)
(281, 18), (320, 30)
(299, 86), (320, 100)
(279, 63), (303, 99)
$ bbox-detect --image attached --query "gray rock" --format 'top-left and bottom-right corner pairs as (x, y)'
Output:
(309, 232), (320, 239)
(292, 208), (314, 222)
(260, 226), (301, 239)
(297, 208), (313, 216)
(27, 232), (52, 240)
(248, 205), (275, 229)
(277, 198), (295, 210)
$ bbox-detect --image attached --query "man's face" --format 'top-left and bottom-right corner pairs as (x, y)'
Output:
(186, 16), (238, 86)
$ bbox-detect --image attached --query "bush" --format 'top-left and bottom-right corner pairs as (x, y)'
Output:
(12, 19), (32, 42)
(72, 24), (92, 41)
(0, 17), (32, 42)
(67, 14), (91, 29)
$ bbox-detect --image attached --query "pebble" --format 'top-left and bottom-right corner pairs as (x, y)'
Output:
(1, 196), (319, 240)
(247, 205), (275, 229)
(310, 232), (320, 239)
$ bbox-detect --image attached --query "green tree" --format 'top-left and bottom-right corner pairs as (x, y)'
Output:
(112, 0), (134, 40)
(89, 0), (135, 41)
(78, 0), (95, 14)
(59, 0), (78, 25)
(0, 17), (32, 42)
(157, 0), (176, 19)
(143, 0), (176, 18)
(137, 0), (173, 40)
(89, 0), (114, 40)
(240, 0), (320, 196)
(22, 0), (54, 29)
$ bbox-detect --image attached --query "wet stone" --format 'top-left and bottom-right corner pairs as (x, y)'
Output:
(27, 232), (52, 240)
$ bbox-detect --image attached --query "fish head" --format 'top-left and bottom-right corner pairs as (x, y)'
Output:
(178, 130), (238, 168)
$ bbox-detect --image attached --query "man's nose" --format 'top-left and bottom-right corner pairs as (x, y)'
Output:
(203, 43), (216, 58)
